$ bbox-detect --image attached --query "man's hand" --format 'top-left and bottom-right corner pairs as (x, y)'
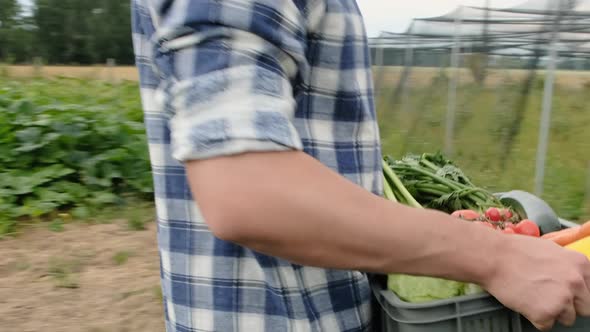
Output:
(185, 150), (590, 329)
(483, 235), (590, 331)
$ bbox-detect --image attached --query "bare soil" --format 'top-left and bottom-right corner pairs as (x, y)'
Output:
(0, 221), (164, 332)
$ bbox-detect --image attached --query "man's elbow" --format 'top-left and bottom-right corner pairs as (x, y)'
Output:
(184, 155), (278, 244)
(201, 206), (252, 244)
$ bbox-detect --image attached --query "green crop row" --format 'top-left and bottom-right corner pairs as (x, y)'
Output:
(0, 77), (153, 235)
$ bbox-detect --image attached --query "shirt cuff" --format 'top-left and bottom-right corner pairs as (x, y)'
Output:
(167, 68), (303, 162)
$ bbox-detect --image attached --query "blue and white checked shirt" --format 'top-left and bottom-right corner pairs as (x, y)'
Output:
(132, 1), (382, 331)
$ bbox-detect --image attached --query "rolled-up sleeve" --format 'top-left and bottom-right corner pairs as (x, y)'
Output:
(147, 0), (310, 161)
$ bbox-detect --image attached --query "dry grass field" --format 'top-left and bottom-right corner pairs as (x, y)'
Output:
(372, 66), (590, 89)
(4, 65), (590, 89)
(3, 65), (140, 82)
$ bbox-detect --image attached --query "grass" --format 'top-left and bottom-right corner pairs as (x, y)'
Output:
(4, 65), (590, 88)
(3, 65), (139, 81)
(377, 71), (590, 221)
(119, 288), (145, 300)
(127, 213), (148, 231)
(15, 260), (31, 271)
(90, 200), (154, 228)
(112, 251), (132, 265)
(47, 257), (82, 289)
(153, 286), (163, 302)
(8, 256), (31, 272)
(49, 218), (65, 232)
(116, 285), (162, 302)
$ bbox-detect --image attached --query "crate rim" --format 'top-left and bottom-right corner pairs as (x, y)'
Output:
(371, 281), (509, 325)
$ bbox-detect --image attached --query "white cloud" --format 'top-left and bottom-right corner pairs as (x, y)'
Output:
(357, 0), (526, 36)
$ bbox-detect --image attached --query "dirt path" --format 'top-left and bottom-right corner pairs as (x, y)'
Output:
(0, 221), (164, 332)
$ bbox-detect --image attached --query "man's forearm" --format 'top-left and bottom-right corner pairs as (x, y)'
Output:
(186, 151), (503, 284)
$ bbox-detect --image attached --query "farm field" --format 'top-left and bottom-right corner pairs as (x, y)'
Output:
(376, 72), (590, 222)
(3, 65), (140, 82)
(1, 68), (590, 331)
(0, 214), (164, 332)
(5, 65), (590, 88)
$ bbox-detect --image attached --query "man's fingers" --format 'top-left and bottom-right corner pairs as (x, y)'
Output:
(524, 312), (555, 332)
(557, 304), (577, 327)
(532, 319), (555, 332)
(578, 273), (590, 317)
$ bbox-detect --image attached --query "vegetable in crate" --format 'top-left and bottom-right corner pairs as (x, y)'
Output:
(383, 153), (505, 214)
(382, 157), (487, 303)
(514, 220), (541, 237)
(387, 274), (464, 303)
(565, 236), (590, 260)
(387, 275), (485, 304)
(465, 209), (541, 237)
(543, 220), (590, 246)
(543, 221), (590, 260)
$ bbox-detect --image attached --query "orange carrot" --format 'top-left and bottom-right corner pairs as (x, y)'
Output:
(542, 221), (590, 246)
(541, 228), (570, 239)
(541, 232), (559, 240)
(542, 226), (581, 246)
(578, 220), (590, 238)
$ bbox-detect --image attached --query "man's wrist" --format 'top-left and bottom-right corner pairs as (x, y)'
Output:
(464, 222), (506, 287)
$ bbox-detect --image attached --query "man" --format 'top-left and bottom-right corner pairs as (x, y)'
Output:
(131, 1), (590, 331)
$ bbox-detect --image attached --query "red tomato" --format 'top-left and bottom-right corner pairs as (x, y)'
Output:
(485, 207), (502, 222)
(500, 208), (513, 220)
(515, 220), (541, 237)
(502, 228), (516, 234)
(504, 222), (516, 230)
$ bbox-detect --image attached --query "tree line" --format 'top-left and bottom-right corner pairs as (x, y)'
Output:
(0, 0), (134, 65)
(2, 0), (589, 69)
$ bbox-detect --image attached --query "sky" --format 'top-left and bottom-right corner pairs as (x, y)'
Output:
(17, 0), (528, 37)
(357, 0), (526, 36)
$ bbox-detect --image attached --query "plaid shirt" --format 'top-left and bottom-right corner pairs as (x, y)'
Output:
(131, 0), (382, 331)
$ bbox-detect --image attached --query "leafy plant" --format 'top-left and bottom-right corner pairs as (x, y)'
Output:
(49, 218), (64, 232)
(383, 153), (504, 213)
(47, 257), (82, 289)
(127, 211), (148, 231)
(112, 251), (132, 265)
(0, 77), (153, 234)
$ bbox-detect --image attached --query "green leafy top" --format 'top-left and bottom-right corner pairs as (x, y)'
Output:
(0, 78), (153, 235)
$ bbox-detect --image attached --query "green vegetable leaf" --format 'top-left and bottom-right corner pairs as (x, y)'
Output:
(436, 165), (474, 186)
(388, 274), (465, 303)
(0, 78), (153, 236)
(71, 206), (91, 219)
(87, 192), (120, 206)
(15, 127), (42, 143)
(49, 219), (65, 232)
(388, 274), (485, 303)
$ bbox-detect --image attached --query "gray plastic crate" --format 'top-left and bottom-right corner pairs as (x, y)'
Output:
(372, 281), (590, 332)
(371, 219), (590, 332)
(372, 282), (521, 332)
